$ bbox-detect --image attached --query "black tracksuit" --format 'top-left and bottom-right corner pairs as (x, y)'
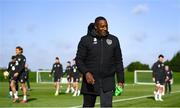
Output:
(7, 61), (18, 91)
(152, 60), (166, 85)
(65, 66), (73, 76)
(50, 63), (63, 82)
(75, 30), (124, 95)
(165, 70), (173, 93)
(8, 61), (16, 79)
(14, 54), (26, 83)
(25, 68), (31, 89)
(72, 64), (80, 82)
(65, 66), (73, 82)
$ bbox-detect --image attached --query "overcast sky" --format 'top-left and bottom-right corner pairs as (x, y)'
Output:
(0, 0), (179, 70)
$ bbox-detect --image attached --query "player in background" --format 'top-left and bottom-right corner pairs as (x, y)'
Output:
(65, 61), (74, 93)
(152, 54), (166, 101)
(25, 63), (31, 91)
(165, 65), (173, 94)
(10, 46), (27, 103)
(72, 59), (81, 96)
(7, 55), (19, 98)
(49, 57), (63, 96)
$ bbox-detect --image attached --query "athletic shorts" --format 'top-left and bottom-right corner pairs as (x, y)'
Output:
(155, 78), (164, 85)
(73, 77), (80, 82)
(54, 76), (61, 82)
(19, 74), (27, 83)
(9, 76), (19, 83)
(67, 75), (73, 82)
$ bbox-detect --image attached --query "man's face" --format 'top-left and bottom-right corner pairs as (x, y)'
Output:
(159, 57), (164, 62)
(72, 60), (76, 65)
(16, 48), (21, 55)
(67, 63), (70, 66)
(95, 20), (108, 36)
(12, 58), (16, 62)
(55, 59), (59, 63)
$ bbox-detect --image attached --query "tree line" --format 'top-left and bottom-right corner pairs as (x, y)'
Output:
(126, 51), (180, 72)
(1, 51), (180, 72)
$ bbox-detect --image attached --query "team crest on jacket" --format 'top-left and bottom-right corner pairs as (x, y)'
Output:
(162, 64), (164, 66)
(15, 61), (19, 66)
(93, 38), (97, 44)
(106, 39), (112, 45)
(12, 66), (15, 71)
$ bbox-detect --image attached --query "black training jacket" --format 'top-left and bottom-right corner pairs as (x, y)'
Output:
(15, 54), (26, 75)
(50, 63), (63, 77)
(7, 61), (16, 77)
(152, 61), (165, 80)
(65, 66), (73, 76)
(75, 30), (124, 95)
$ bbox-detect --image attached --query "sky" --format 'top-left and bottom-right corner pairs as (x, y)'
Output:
(0, 0), (179, 70)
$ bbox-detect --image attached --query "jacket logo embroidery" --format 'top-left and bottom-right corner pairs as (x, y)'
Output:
(15, 61), (19, 66)
(93, 38), (97, 44)
(162, 64), (164, 66)
(12, 66), (15, 71)
(106, 39), (112, 45)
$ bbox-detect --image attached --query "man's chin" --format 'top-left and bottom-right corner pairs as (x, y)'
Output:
(100, 32), (107, 37)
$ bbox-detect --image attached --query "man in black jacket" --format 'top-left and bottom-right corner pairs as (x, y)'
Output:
(25, 63), (31, 91)
(152, 54), (166, 101)
(49, 57), (63, 96)
(75, 16), (124, 107)
(7, 55), (19, 98)
(10, 46), (27, 103)
(65, 61), (74, 93)
(165, 65), (173, 94)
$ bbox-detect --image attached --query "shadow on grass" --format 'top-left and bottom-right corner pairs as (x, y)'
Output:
(147, 96), (154, 100)
(28, 98), (37, 102)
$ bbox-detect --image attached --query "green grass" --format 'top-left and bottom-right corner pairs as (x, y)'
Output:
(0, 72), (180, 107)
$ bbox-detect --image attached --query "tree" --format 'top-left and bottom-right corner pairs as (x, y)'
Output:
(169, 51), (180, 72)
(126, 61), (150, 72)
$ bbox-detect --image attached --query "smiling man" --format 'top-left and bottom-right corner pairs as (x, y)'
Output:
(75, 16), (124, 107)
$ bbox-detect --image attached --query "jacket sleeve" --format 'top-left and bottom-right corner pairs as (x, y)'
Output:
(16, 56), (26, 74)
(114, 38), (124, 83)
(75, 37), (90, 75)
(7, 62), (11, 72)
(60, 64), (63, 76)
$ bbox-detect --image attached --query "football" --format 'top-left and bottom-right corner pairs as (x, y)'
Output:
(3, 71), (9, 77)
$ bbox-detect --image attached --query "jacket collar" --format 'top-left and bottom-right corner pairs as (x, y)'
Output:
(90, 29), (109, 39)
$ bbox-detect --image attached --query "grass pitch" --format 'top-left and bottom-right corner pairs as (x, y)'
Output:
(0, 72), (180, 107)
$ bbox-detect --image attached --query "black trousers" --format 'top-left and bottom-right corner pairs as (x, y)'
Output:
(165, 81), (171, 93)
(83, 88), (113, 107)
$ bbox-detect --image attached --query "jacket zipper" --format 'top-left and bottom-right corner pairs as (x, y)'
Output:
(99, 38), (104, 85)
(100, 39), (104, 65)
